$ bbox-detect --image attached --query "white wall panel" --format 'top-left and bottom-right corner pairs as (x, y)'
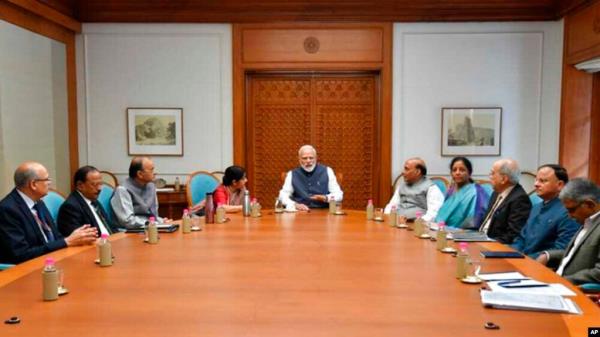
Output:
(78, 24), (232, 184)
(393, 22), (563, 180)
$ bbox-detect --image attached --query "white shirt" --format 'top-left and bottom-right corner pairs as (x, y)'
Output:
(278, 166), (343, 207)
(480, 185), (515, 234)
(78, 191), (110, 236)
(556, 210), (600, 276)
(16, 189), (48, 242)
(384, 183), (444, 222)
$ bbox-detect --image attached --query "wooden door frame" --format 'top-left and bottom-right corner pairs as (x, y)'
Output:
(0, 1), (81, 186)
(233, 22), (392, 205)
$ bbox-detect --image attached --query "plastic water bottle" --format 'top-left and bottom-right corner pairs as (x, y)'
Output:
(147, 216), (159, 244)
(42, 257), (58, 301)
(456, 242), (469, 279)
(366, 199), (374, 220)
(182, 209), (191, 233)
(242, 190), (251, 217)
(98, 233), (112, 267)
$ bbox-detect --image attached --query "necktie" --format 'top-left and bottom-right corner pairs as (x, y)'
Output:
(33, 203), (55, 242)
(91, 200), (112, 234)
(479, 195), (503, 233)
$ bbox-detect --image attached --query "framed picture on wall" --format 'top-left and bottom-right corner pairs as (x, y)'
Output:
(127, 107), (183, 156)
(441, 107), (502, 156)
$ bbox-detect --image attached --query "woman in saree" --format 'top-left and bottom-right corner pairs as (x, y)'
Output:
(435, 157), (489, 229)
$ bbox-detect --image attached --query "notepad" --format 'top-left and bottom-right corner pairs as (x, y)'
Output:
(452, 232), (496, 242)
(480, 251), (524, 258)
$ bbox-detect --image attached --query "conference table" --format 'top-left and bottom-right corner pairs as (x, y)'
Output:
(0, 210), (598, 336)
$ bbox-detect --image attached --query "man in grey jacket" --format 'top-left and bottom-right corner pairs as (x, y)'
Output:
(111, 157), (169, 229)
(536, 178), (600, 285)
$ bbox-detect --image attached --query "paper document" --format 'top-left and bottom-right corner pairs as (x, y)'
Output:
(480, 290), (582, 314)
(478, 272), (527, 281)
(487, 281), (576, 296)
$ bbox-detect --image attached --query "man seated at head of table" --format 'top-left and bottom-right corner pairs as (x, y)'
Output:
(478, 158), (532, 244)
(384, 157), (444, 224)
(0, 161), (98, 264)
(278, 145), (343, 212)
(536, 178), (600, 285)
(434, 156), (490, 229)
(510, 164), (579, 259)
(57, 165), (120, 237)
(111, 157), (170, 229)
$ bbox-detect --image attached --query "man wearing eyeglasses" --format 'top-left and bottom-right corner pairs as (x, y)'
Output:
(111, 157), (169, 229)
(0, 161), (98, 264)
(536, 178), (600, 285)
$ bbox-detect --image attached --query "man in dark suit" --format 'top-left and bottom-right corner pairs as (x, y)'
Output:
(479, 158), (532, 243)
(537, 178), (600, 285)
(0, 162), (97, 264)
(58, 165), (118, 236)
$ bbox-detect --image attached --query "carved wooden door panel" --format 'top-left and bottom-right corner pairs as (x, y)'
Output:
(247, 73), (378, 209)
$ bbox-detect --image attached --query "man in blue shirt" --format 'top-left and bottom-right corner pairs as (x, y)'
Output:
(511, 164), (579, 258)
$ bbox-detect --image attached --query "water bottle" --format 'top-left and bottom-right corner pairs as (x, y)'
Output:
(42, 257), (58, 301)
(182, 209), (191, 233)
(456, 242), (469, 279)
(216, 203), (226, 223)
(366, 199), (374, 220)
(147, 216), (159, 244)
(413, 211), (423, 236)
(242, 190), (251, 217)
(329, 196), (336, 214)
(205, 192), (215, 224)
(389, 205), (397, 227)
(251, 198), (261, 217)
(98, 233), (112, 267)
(174, 177), (181, 192)
(436, 221), (447, 251)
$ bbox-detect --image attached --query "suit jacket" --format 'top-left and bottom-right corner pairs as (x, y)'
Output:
(0, 189), (66, 264)
(483, 184), (532, 244)
(548, 215), (600, 285)
(57, 191), (117, 237)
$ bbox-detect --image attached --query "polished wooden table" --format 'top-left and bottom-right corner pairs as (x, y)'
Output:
(0, 210), (598, 336)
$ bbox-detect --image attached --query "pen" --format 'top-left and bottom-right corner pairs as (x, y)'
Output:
(500, 284), (549, 288)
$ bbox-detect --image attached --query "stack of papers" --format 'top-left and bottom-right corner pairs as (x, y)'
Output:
(480, 290), (581, 314)
(478, 272), (581, 314)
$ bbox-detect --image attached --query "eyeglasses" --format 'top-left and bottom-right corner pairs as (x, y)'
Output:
(34, 177), (52, 184)
(564, 202), (582, 213)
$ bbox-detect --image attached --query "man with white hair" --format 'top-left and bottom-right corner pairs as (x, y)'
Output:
(479, 158), (532, 243)
(536, 178), (600, 285)
(278, 145), (343, 211)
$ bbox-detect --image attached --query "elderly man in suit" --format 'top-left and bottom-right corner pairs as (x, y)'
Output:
(0, 162), (97, 264)
(537, 178), (600, 285)
(479, 158), (532, 243)
(58, 165), (118, 236)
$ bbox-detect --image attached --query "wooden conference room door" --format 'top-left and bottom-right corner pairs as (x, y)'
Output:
(246, 72), (380, 210)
